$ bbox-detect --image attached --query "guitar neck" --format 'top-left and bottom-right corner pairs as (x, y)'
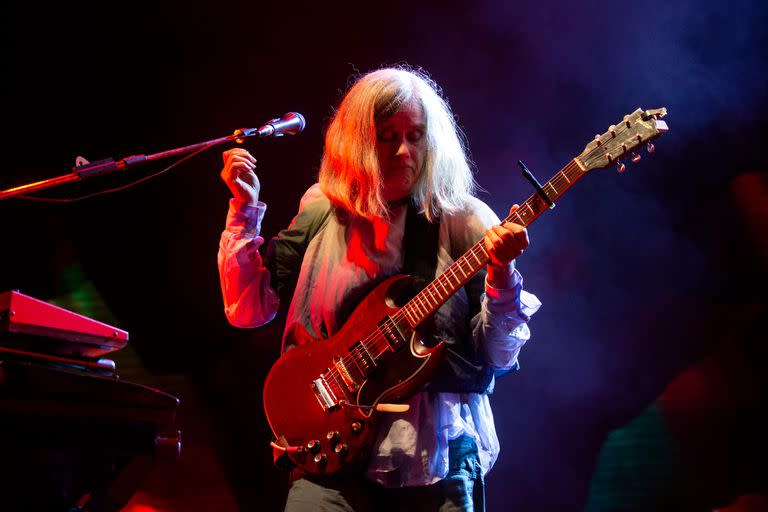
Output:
(394, 158), (585, 329)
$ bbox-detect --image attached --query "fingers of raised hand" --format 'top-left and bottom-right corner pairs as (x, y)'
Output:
(221, 150), (257, 182)
(223, 148), (256, 165)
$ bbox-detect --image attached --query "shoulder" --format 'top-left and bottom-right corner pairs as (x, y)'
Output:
(279, 183), (333, 237)
(442, 195), (500, 232)
(439, 196), (501, 254)
(297, 183), (331, 214)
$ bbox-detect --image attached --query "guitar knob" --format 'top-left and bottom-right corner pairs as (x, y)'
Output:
(326, 431), (340, 444)
(617, 161), (626, 173)
(313, 453), (327, 465)
(631, 152), (641, 163)
(351, 421), (365, 434)
(646, 142), (655, 154)
(334, 443), (348, 458)
(306, 440), (321, 454)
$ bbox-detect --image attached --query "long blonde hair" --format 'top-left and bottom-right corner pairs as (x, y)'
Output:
(319, 67), (476, 221)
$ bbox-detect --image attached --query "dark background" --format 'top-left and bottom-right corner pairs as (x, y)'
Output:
(2, 1), (766, 510)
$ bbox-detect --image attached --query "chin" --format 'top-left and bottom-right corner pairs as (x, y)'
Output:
(383, 191), (409, 202)
(383, 183), (413, 202)
(382, 172), (417, 201)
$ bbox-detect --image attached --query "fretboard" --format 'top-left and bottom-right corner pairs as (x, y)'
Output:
(392, 158), (585, 330)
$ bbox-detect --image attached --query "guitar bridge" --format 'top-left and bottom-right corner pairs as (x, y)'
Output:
(333, 357), (361, 393)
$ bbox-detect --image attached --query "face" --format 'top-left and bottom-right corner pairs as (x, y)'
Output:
(375, 100), (427, 202)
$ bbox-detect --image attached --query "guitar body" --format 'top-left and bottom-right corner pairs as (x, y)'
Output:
(263, 274), (445, 475)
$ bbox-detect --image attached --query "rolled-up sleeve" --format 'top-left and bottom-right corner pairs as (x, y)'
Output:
(474, 267), (542, 372)
(217, 200), (280, 328)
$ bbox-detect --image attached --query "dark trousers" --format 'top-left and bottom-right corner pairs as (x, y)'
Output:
(284, 436), (485, 512)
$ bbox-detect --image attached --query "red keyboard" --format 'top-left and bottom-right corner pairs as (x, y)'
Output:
(0, 290), (128, 358)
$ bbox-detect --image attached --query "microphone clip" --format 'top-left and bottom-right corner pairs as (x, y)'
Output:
(233, 128), (250, 144)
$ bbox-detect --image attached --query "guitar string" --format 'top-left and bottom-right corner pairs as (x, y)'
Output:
(329, 238), (485, 380)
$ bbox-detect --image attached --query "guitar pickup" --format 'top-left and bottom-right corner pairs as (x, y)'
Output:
(350, 341), (376, 375)
(377, 317), (407, 351)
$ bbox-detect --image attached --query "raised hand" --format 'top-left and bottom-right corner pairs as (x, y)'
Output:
(220, 148), (260, 205)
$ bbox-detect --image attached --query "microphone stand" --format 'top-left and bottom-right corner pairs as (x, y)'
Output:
(0, 128), (258, 201)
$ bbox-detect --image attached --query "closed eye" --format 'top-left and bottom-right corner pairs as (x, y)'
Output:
(407, 130), (424, 143)
(377, 130), (396, 142)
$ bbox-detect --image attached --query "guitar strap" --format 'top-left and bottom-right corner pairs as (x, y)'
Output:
(401, 199), (440, 285)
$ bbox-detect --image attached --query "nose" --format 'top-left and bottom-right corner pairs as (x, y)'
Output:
(395, 137), (411, 159)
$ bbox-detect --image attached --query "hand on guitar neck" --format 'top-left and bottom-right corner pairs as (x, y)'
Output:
(484, 204), (529, 289)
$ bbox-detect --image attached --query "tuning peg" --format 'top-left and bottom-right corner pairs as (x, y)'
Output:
(631, 152), (641, 163)
(617, 161), (626, 173)
(646, 142), (655, 154)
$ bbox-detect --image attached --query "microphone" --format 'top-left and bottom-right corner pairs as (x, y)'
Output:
(235, 112), (306, 142)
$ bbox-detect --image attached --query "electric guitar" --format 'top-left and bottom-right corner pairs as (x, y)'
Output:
(263, 107), (669, 475)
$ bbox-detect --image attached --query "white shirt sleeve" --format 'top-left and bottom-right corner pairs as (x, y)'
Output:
(217, 199), (280, 328)
(453, 197), (542, 372)
(476, 269), (542, 370)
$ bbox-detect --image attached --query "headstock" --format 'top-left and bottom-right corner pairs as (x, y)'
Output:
(577, 108), (668, 172)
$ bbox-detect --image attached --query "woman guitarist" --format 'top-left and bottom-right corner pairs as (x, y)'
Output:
(217, 66), (540, 512)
